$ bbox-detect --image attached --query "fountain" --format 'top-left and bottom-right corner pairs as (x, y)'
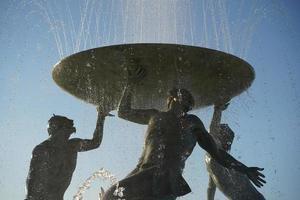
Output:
(45, 1), (262, 199)
(52, 42), (255, 199)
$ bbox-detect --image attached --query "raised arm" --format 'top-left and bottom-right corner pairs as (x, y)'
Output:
(191, 116), (266, 188)
(118, 84), (158, 124)
(118, 66), (158, 125)
(210, 102), (230, 135)
(70, 108), (110, 152)
(207, 176), (216, 200)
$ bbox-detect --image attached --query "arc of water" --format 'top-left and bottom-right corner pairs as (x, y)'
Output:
(73, 168), (118, 200)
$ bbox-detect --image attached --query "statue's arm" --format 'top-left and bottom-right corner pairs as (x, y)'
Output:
(26, 145), (48, 197)
(118, 84), (158, 125)
(207, 176), (216, 200)
(192, 116), (266, 187)
(210, 102), (230, 134)
(197, 122), (247, 173)
(70, 112), (106, 152)
(210, 105), (222, 135)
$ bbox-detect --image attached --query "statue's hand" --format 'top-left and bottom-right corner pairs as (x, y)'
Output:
(215, 101), (230, 111)
(96, 105), (114, 117)
(246, 167), (266, 188)
(127, 65), (147, 85)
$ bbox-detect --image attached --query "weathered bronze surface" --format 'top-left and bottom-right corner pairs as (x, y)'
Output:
(52, 43), (254, 109)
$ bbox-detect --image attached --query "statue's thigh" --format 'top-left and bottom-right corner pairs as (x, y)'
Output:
(102, 170), (155, 200)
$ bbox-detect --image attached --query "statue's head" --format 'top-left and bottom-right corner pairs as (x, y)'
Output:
(167, 88), (195, 112)
(216, 124), (234, 151)
(47, 114), (76, 139)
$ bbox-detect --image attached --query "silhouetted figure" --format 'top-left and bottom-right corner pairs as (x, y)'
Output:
(25, 107), (111, 200)
(206, 103), (265, 200)
(102, 67), (265, 200)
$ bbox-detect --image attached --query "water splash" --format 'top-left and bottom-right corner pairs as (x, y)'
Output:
(113, 182), (126, 200)
(73, 168), (118, 200)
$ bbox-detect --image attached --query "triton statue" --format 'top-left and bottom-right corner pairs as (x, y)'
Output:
(25, 107), (111, 200)
(205, 102), (265, 200)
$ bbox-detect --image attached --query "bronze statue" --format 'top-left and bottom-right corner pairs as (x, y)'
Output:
(206, 102), (265, 200)
(25, 107), (111, 200)
(102, 67), (265, 200)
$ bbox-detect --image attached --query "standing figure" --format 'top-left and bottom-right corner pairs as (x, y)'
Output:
(102, 67), (265, 200)
(206, 102), (265, 200)
(25, 106), (111, 200)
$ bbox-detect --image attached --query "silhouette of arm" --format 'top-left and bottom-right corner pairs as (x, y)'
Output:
(207, 176), (216, 200)
(70, 112), (106, 152)
(191, 115), (247, 171)
(210, 102), (229, 135)
(118, 84), (158, 125)
(210, 105), (222, 135)
(191, 115), (265, 187)
(26, 145), (49, 198)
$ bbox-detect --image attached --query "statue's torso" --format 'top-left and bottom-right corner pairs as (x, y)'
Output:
(139, 112), (197, 172)
(27, 140), (78, 199)
(47, 142), (78, 192)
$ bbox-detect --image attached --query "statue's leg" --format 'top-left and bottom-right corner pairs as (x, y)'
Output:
(102, 168), (156, 200)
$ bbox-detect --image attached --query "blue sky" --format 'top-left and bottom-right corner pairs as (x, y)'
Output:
(0, 0), (299, 199)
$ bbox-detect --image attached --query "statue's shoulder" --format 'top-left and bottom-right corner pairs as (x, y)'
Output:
(186, 114), (203, 124)
(185, 114), (206, 132)
(32, 141), (51, 155)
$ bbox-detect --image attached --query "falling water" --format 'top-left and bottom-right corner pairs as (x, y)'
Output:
(31, 0), (269, 59)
